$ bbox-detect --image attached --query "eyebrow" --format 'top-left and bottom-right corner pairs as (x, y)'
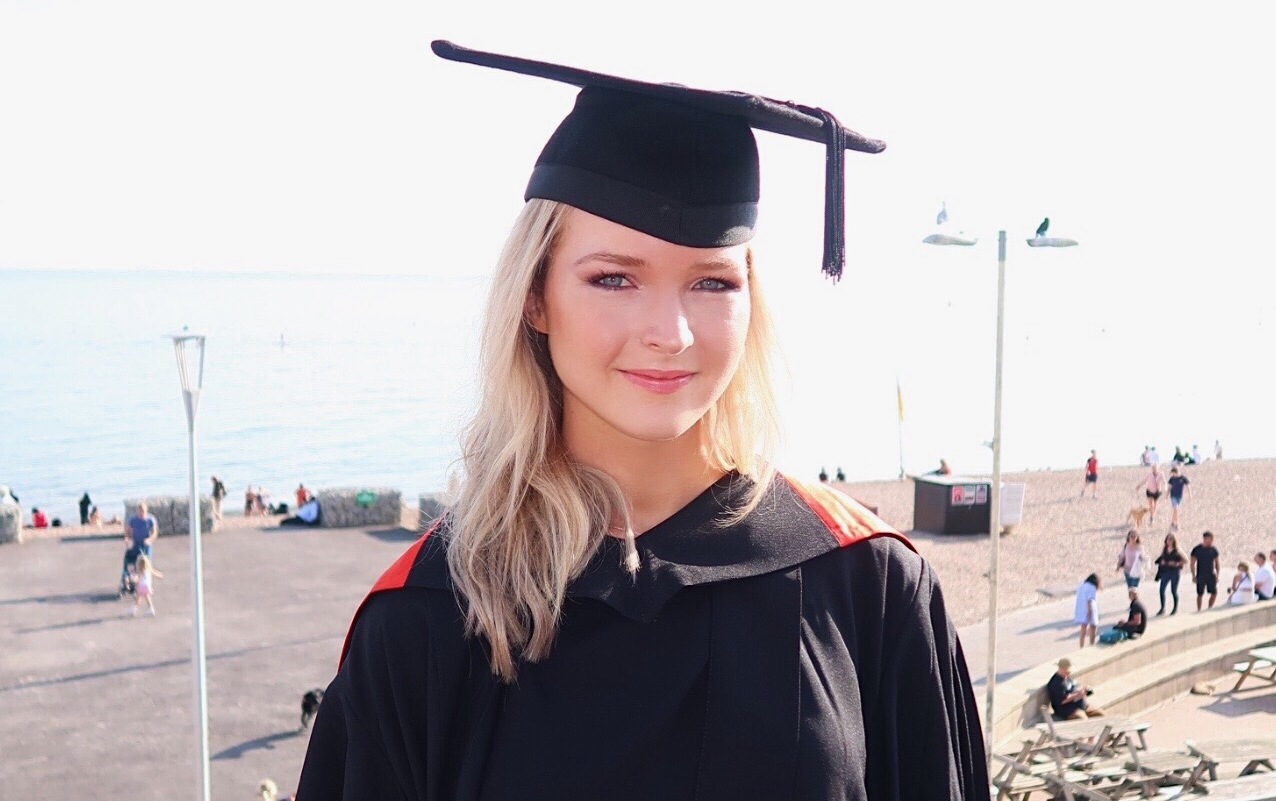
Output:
(572, 251), (743, 272)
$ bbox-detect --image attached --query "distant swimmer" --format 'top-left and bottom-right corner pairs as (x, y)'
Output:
(1035, 217), (1050, 238)
(936, 202), (948, 226)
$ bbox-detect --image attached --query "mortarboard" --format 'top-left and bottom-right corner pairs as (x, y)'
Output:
(431, 40), (885, 281)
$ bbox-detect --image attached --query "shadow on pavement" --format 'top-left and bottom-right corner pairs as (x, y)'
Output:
(0, 590), (119, 607)
(365, 527), (419, 544)
(0, 633), (340, 695)
(16, 615), (123, 634)
(213, 729), (303, 760)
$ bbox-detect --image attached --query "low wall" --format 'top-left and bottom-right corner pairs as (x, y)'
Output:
(418, 492), (451, 531)
(121, 496), (217, 537)
(984, 598), (1276, 747)
(0, 505), (21, 544)
(316, 488), (402, 528)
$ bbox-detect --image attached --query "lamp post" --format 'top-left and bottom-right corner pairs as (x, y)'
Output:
(922, 221), (1076, 752)
(171, 332), (210, 801)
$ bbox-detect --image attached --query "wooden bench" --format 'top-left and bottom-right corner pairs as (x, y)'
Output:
(1185, 738), (1276, 781)
(1231, 645), (1276, 691)
(1164, 771), (1276, 801)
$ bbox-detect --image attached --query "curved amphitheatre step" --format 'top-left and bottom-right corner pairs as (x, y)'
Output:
(983, 600), (1276, 749)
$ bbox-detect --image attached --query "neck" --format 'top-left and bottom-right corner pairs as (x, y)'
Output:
(563, 418), (724, 536)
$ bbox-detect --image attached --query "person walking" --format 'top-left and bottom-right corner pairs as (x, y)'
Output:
(1073, 573), (1101, 648)
(78, 492), (92, 526)
(1190, 531), (1221, 611)
(1154, 533), (1187, 615)
(1080, 450), (1099, 498)
(210, 476), (227, 522)
(130, 553), (164, 617)
(1135, 464), (1165, 524)
(1166, 466), (1191, 530)
(1117, 530), (1147, 589)
(125, 502), (158, 558)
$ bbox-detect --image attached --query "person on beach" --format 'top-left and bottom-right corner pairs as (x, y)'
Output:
(1073, 573), (1101, 648)
(296, 483), (311, 509)
(1252, 552), (1274, 600)
(1112, 588), (1148, 639)
(88, 506), (102, 527)
(1214, 440), (1223, 460)
(1117, 529), (1147, 589)
(1191, 444), (1203, 464)
(1046, 658), (1104, 720)
(835, 467), (846, 482)
(1172, 446), (1187, 465)
(1081, 449), (1099, 498)
(31, 507), (49, 528)
(1166, 465), (1191, 530)
(245, 485), (257, 517)
(1135, 464), (1164, 524)
(78, 492), (92, 525)
(297, 40), (986, 800)
(818, 466), (829, 483)
(1140, 446), (1152, 466)
(1227, 561), (1257, 605)
(1190, 531), (1220, 610)
(1154, 533), (1188, 615)
(210, 476), (227, 522)
(130, 553), (164, 616)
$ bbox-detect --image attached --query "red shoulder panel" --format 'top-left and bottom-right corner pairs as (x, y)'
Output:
(338, 521), (441, 668)
(782, 474), (917, 554)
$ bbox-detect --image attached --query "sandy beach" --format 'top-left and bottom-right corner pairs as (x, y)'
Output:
(839, 457), (1276, 626)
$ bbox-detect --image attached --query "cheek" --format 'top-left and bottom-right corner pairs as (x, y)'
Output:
(693, 295), (751, 369)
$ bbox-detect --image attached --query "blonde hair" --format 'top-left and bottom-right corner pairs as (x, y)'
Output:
(447, 199), (782, 681)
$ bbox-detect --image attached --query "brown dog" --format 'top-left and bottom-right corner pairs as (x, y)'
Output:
(1127, 506), (1151, 527)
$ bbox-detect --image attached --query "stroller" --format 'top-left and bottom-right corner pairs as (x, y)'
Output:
(118, 546), (142, 598)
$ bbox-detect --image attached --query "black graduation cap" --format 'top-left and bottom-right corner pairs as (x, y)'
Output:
(431, 40), (885, 281)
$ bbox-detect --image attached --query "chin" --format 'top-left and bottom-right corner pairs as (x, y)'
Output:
(610, 409), (706, 443)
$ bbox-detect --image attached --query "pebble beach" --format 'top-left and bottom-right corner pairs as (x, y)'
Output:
(839, 457), (1276, 626)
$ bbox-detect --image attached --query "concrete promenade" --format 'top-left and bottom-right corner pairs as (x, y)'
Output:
(1, 521), (1267, 798)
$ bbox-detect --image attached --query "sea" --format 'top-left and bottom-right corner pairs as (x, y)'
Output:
(1, 267), (1269, 525)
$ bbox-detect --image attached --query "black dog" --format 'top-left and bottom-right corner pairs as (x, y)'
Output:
(300, 688), (324, 731)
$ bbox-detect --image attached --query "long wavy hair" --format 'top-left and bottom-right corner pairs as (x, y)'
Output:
(447, 199), (783, 681)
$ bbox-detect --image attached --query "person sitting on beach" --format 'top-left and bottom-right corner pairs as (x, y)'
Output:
(296, 483), (312, 509)
(31, 507), (49, 528)
(280, 498), (322, 527)
(1227, 561), (1257, 605)
(1046, 658), (1104, 720)
(88, 506), (102, 527)
(1172, 446), (1188, 465)
(1112, 589), (1147, 639)
(1252, 552), (1275, 601)
(1191, 444), (1203, 464)
(246, 485), (257, 517)
(834, 467), (846, 482)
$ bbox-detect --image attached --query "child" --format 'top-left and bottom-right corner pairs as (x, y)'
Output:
(131, 553), (164, 616)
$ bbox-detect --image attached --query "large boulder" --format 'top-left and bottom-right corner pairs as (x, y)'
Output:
(0, 505), (21, 545)
(316, 488), (402, 528)
(121, 496), (217, 536)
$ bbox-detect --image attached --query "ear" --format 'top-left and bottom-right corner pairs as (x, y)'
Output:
(525, 292), (549, 334)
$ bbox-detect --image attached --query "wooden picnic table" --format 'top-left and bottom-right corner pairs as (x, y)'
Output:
(1231, 645), (1276, 691)
(1165, 770), (1276, 801)
(1185, 738), (1276, 781)
(1035, 715), (1151, 755)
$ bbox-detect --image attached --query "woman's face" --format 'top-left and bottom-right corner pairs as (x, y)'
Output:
(531, 208), (751, 449)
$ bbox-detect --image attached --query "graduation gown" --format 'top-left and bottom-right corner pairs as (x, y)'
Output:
(297, 473), (988, 800)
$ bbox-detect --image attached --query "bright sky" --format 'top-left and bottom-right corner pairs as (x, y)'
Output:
(3, 1), (1273, 473)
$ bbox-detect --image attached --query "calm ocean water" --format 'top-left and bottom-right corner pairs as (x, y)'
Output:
(2, 267), (1269, 524)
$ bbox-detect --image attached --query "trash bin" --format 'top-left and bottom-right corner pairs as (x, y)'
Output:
(912, 475), (991, 535)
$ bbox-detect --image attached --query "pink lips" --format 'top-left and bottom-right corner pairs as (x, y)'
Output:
(620, 369), (695, 395)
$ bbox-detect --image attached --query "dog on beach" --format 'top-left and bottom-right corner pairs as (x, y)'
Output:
(300, 688), (324, 731)
(1127, 506), (1151, 528)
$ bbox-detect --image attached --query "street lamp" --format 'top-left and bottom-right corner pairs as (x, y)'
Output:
(922, 218), (1077, 751)
(171, 332), (210, 801)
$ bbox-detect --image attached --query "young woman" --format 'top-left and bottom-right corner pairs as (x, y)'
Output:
(1228, 561), (1257, 605)
(1154, 533), (1188, 615)
(1073, 573), (1102, 648)
(297, 41), (986, 800)
(1118, 529), (1147, 589)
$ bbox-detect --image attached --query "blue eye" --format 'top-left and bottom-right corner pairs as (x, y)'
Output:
(590, 273), (630, 289)
(695, 277), (740, 292)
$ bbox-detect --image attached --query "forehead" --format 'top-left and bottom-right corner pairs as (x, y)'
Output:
(554, 207), (749, 271)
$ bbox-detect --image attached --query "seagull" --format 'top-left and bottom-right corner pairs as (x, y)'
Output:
(1035, 217), (1050, 238)
(936, 202), (949, 226)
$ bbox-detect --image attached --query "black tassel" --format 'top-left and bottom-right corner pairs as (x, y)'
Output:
(816, 108), (846, 282)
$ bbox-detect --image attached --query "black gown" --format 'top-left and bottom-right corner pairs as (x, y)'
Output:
(297, 473), (988, 800)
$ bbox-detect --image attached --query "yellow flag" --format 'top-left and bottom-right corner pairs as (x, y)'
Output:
(896, 379), (904, 422)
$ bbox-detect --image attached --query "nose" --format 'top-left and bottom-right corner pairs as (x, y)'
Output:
(640, 290), (693, 354)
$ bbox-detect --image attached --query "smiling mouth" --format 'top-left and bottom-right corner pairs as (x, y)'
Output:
(620, 370), (696, 394)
